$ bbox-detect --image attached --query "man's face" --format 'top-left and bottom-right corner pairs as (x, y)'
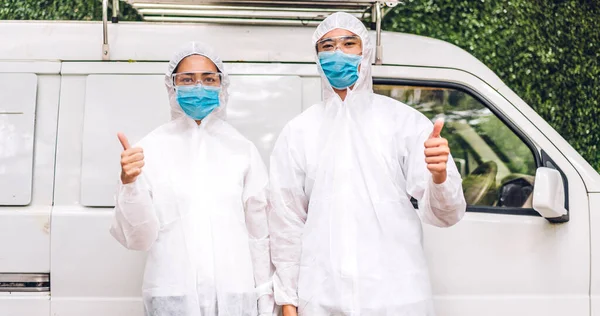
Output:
(316, 28), (362, 55)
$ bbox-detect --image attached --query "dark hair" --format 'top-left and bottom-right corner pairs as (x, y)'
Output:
(173, 54), (221, 75)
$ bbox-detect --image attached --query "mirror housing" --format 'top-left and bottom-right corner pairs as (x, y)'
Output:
(532, 167), (567, 219)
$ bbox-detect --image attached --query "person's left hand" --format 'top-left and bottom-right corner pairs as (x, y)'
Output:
(424, 119), (450, 184)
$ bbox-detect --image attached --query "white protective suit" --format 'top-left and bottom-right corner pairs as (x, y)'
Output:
(110, 42), (274, 316)
(269, 12), (467, 315)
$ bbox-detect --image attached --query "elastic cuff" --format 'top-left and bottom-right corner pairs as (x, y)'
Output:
(118, 180), (150, 204)
(428, 176), (454, 201)
(121, 181), (139, 194)
(274, 297), (298, 308)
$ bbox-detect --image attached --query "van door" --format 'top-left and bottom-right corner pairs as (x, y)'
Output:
(51, 62), (314, 315)
(0, 61), (60, 315)
(591, 193), (600, 316)
(372, 65), (590, 316)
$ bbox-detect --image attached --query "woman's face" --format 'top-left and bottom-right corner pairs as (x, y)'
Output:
(175, 55), (218, 73)
(173, 55), (221, 88)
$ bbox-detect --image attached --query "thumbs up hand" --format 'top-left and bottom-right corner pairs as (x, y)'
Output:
(118, 132), (144, 184)
(424, 119), (450, 184)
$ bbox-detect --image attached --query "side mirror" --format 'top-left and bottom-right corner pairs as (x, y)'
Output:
(532, 167), (567, 218)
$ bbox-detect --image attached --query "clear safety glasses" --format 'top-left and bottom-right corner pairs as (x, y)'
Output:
(172, 71), (223, 87)
(316, 35), (362, 53)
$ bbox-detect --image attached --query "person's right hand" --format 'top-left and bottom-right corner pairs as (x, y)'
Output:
(118, 132), (144, 184)
(282, 305), (298, 316)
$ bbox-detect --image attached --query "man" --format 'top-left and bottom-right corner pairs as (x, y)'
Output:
(110, 42), (274, 316)
(269, 12), (467, 316)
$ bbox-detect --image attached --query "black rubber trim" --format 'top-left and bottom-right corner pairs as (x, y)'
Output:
(466, 205), (540, 216)
(411, 198), (541, 216)
(375, 78), (544, 217)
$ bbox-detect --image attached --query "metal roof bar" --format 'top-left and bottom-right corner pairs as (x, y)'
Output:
(112, 0), (120, 22)
(143, 15), (323, 25)
(374, 1), (382, 64)
(132, 3), (365, 12)
(128, 0), (379, 22)
(127, 0), (377, 6)
(101, 0), (400, 61)
(102, 0), (110, 60)
(136, 8), (363, 19)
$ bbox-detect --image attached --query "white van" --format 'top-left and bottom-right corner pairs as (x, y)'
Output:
(1, 1), (599, 315)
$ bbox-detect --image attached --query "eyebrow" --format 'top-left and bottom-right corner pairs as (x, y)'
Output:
(319, 36), (359, 42)
(177, 71), (217, 75)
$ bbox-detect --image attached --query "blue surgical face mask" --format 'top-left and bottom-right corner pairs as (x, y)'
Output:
(318, 50), (362, 90)
(175, 85), (221, 120)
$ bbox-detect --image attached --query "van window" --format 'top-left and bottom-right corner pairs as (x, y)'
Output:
(0, 73), (38, 206)
(374, 84), (537, 210)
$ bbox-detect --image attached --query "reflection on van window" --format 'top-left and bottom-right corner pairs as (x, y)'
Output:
(374, 85), (536, 209)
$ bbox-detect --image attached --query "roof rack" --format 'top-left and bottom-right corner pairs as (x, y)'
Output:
(102, 0), (402, 63)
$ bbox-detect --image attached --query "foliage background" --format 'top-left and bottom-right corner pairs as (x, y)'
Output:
(382, 0), (600, 171)
(0, 0), (141, 21)
(2, 0), (599, 170)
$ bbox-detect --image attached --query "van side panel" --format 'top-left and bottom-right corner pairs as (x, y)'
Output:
(590, 193), (600, 316)
(0, 63), (60, 315)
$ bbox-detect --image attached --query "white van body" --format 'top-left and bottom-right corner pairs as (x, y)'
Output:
(0, 20), (599, 316)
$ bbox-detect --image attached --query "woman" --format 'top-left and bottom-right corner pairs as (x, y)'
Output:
(110, 42), (274, 316)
